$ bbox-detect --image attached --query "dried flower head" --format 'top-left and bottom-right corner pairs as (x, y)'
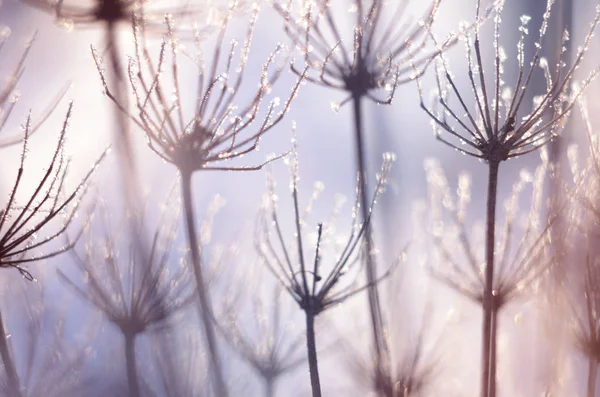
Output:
(217, 280), (305, 394)
(372, 353), (433, 397)
(424, 158), (554, 310)
(347, 327), (437, 397)
(97, 3), (306, 175)
(560, 97), (600, 397)
(0, 104), (106, 280)
(23, 0), (205, 30)
(275, 0), (451, 108)
(419, 0), (600, 162)
(57, 196), (193, 337)
(257, 148), (396, 317)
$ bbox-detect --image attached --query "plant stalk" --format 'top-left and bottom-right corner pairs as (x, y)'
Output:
(106, 23), (141, 212)
(0, 310), (21, 397)
(588, 358), (598, 397)
(351, 94), (386, 369)
(482, 160), (500, 397)
(124, 332), (141, 397)
(489, 306), (498, 397)
(264, 376), (275, 397)
(305, 310), (322, 397)
(180, 170), (228, 397)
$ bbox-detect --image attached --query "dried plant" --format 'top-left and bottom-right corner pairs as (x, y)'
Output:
(22, 0), (202, 29)
(0, 276), (94, 397)
(419, 1), (600, 162)
(0, 103), (105, 280)
(149, 330), (209, 397)
(424, 157), (561, 397)
(559, 98), (600, 397)
(346, 277), (442, 397)
(274, 0), (450, 106)
(348, 331), (436, 397)
(257, 146), (396, 397)
(217, 278), (305, 397)
(57, 196), (193, 397)
(418, 1), (600, 396)
(109, 5), (305, 175)
(0, 29), (68, 147)
(566, 235), (600, 397)
(425, 159), (557, 306)
(273, 0), (466, 369)
(23, 0), (216, 264)
(96, 4), (305, 396)
(6, 1), (600, 396)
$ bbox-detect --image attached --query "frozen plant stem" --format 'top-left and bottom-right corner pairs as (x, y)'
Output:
(352, 94), (385, 365)
(417, 1), (600, 395)
(305, 311), (321, 397)
(264, 377), (274, 397)
(180, 171), (228, 397)
(105, 24), (139, 211)
(483, 160), (499, 397)
(124, 332), (141, 397)
(0, 310), (20, 397)
(102, 24), (150, 276)
(490, 302), (499, 397)
(259, 146), (394, 397)
(588, 358), (598, 397)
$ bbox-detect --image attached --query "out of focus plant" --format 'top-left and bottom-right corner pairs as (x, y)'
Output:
(57, 193), (193, 397)
(94, 3), (305, 395)
(419, 1), (600, 395)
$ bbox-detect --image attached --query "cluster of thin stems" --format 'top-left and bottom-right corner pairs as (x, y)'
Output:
(92, 2), (306, 396)
(257, 145), (396, 397)
(0, 109), (104, 396)
(5, 0), (600, 396)
(273, 0), (459, 378)
(217, 280), (305, 397)
(418, 1), (600, 396)
(559, 98), (600, 397)
(0, 21), (105, 396)
(57, 195), (193, 397)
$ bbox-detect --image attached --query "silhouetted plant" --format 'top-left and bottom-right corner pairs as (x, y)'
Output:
(274, 0), (450, 106)
(257, 145), (395, 397)
(0, 103), (106, 280)
(418, 1), (600, 395)
(423, 156), (562, 397)
(425, 158), (557, 304)
(23, 0), (216, 261)
(95, 4), (305, 396)
(345, 281), (442, 397)
(5, 1), (600, 396)
(273, 0), (463, 371)
(57, 196), (193, 397)
(348, 331), (436, 397)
